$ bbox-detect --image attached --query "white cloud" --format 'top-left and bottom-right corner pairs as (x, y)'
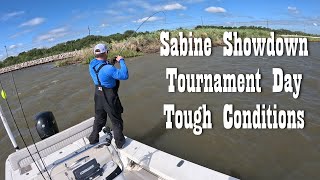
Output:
(35, 27), (69, 42)
(313, 23), (318, 26)
(100, 23), (108, 28)
(20, 17), (45, 27)
(205, 6), (226, 13)
(133, 16), (163, 23)
(288, 6), (299, 14)
(118, 1), (186, 11)
(127, 8), (136, 13)
(185, 0), (204, 3)
(10, 29), (32, 39)
(8, 43), (23, 49)
(288, 6), (297, 10)
(155, 3), (187, 11)
(9, 45), (17, 49)
(104, 8), (135, 15)
(49, 27), (66, 34)
(1, 11), (25, 21)
(132, 0), (152, 10)
(104, 10), (118, 15)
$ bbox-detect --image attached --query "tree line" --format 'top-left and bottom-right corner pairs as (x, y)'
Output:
(1, 26), (317, 68)
(195, 25), (317, 36)
(0, 30), (150, 68)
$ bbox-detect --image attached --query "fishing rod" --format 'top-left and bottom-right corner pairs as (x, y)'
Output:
(0, 78), (47, 180)
(119, 11), (166, 54)
(10, 72), (52, 180)
(110, 11), (166, 64)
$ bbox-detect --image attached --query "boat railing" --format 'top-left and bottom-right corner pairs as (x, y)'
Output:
(7, 117), (95, 171)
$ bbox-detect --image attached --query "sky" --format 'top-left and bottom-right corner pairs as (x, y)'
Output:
(0, 0), (319, 60)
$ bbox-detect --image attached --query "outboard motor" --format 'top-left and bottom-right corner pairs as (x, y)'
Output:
(34, 111), (59, 140)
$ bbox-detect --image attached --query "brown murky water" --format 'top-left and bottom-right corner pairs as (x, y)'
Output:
(0, 44), (319, 180)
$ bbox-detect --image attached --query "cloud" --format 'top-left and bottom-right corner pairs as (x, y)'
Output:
(288, 6), (299, 14)
(9, 45), (16, 49)
(49, 28), (66, 34)
(205, 6), (226, 13)
(115, 0), (150, 10)
(10, 29), (32, 39)
(154, 3), (187, 11)
(20, 17), (45, 27)
(100, 23), (108, 28)
(314, 23), (318, 26)
(104, 10), (118, 15)
(131, 0), (151, 9)
(117, 1), (186, 12)
(185, 0), (204, 3)
(8, 43), (23, 50)
(35, 27), (69, 42)
(127, 8), (136, 13)
(1, 11), (25, 21)
(133, 16), (163, 23)
(107, 15), (134, 24)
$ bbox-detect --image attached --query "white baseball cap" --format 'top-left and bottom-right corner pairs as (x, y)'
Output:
(93, 44), (108, 55)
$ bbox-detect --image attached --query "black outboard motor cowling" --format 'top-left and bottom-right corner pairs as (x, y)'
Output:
(35, 111), (59, 140)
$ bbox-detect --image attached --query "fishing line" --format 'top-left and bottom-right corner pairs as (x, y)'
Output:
(0, 78), (47, 180)
(10, 72), (52, 180)
(119, 11), (167, 54)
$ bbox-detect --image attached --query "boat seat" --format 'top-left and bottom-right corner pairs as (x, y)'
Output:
(7, 117), (95, 171)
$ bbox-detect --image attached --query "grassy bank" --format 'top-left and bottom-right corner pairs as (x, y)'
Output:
(3, 25), (319, 68)
(55, 48), (143, 67)
(57, 26), (320, 67)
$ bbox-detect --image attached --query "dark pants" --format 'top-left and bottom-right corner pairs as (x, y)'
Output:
(89, 84), (125, 147)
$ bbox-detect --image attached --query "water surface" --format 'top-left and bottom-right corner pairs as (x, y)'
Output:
(0, 44), (319, 179)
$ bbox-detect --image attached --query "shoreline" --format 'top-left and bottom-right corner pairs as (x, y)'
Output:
(0, 50), (82, 74)
(2, 26), (320, 72)
(1, 39), (320, 74)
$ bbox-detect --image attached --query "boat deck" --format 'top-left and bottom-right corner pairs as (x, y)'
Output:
(5, 117), (238, 180)
(124, 165), (160, 180)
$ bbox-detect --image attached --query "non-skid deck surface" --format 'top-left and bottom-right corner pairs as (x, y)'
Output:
(123, 165), (160, 180)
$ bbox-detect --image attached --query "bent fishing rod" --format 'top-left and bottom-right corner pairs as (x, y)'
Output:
(119, 11), (166, 54)
(110, 11), (166, 64)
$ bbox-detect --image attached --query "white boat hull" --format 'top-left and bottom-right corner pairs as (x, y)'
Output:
(5, 117), (238, 180)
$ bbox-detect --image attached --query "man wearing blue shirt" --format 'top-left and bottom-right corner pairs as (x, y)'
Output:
(88, 43), (128, 148)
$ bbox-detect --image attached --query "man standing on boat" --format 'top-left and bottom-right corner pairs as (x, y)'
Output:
(88, 43), (128, 148)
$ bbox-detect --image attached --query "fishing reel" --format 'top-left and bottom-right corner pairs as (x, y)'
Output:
(103, 126), (113, 146)
(109, 57), (118, 65)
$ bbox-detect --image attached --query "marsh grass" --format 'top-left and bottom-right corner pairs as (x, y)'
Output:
(55, 27), (320, 67)
(55, 48), (143, 67)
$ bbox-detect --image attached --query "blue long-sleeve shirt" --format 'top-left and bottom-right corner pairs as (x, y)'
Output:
(89, 58), (129, 88)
